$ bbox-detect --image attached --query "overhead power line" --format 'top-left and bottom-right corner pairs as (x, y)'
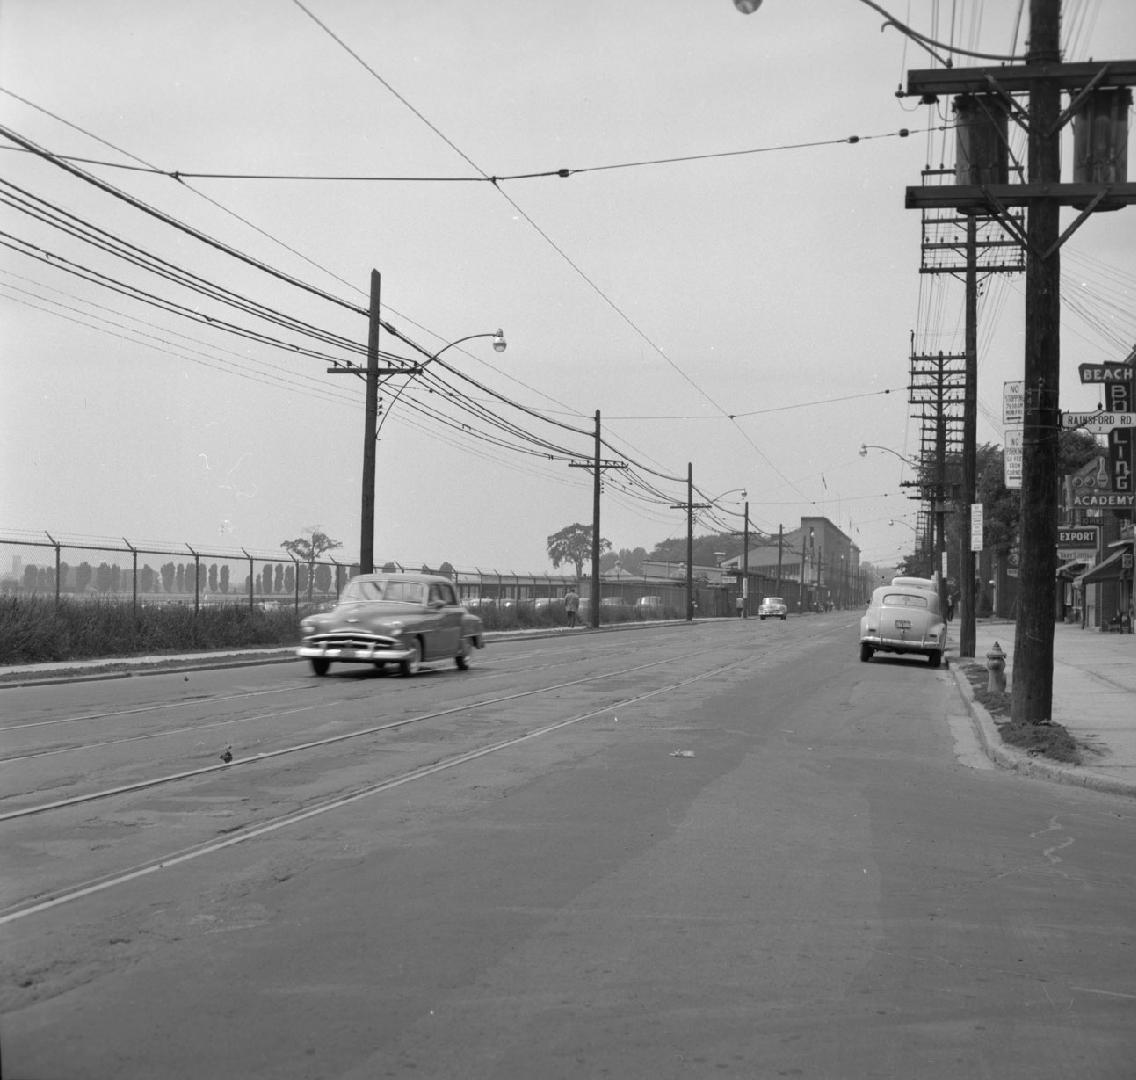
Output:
(0, 125), (928, 184)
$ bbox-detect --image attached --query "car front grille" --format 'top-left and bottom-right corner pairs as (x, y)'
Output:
(309, 631), (398, 651)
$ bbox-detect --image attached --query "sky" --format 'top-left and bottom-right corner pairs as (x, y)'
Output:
(2, 0), (1135, 576)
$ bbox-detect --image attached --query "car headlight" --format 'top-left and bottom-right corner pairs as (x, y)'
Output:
(381, 620), (404, 635)
(301, 622), (316, 634)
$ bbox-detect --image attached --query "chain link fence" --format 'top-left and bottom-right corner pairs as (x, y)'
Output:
(0, 533), (787, 620)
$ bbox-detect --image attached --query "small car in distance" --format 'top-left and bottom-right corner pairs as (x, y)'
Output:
(758, 596), (788, 620)
(859, 584), (946, 668)
(298, 573), (484, 677)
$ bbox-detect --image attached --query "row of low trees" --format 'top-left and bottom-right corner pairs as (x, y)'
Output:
(17, 560), (339, 597)
(8, 523), (465, 602)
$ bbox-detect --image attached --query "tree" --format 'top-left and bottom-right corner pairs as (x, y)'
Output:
(76, 561), (93, 593)
(160, 562), (175, 593)
(208, 564), (219, 592)
(1058, 428), (1102, 477)
(314, 563), (332, 594)
(547, 523), (610, 579)
(281, 528), (342, 602)
(219, 564), (230, 594)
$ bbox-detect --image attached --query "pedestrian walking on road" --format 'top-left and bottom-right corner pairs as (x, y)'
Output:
(946, 593), (955, 621)
(564, 588), (579, 627)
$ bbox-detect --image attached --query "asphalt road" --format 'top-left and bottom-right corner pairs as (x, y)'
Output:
(2, 615), (1134, 1079)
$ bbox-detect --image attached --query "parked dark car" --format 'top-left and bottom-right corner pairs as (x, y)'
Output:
(298, 573), (484, 677)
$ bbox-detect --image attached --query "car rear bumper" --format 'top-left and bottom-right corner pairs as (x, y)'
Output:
(861, 634), (942, 655)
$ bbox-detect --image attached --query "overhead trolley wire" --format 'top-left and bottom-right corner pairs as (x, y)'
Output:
(0, 178), (368, 361)
(0, 120), (434, 361)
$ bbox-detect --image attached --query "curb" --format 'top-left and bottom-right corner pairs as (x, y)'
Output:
(0, 619), (696, 689)
(949, 656), (1136, 800)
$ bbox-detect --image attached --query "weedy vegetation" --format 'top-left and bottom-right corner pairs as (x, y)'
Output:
(959, 658), (1082, 765)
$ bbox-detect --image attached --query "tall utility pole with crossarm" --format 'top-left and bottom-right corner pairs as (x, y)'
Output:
(903, 0), (1136, 724)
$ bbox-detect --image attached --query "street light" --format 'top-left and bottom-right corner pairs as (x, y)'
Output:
(332, 306), (507, 573)
(860, 443), (917, 467)
(376, 330), (507, 439)
(708, 487), (750, 619)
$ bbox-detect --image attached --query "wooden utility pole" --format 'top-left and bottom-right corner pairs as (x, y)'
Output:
(569, 411), (626, 629)
(903, 2), (1136, 723)
(361, 271), (381, 573)
(960, 215), (978, 658)
(1012, 0), (1063, 724)
(670, 464), (709, 621)
(742, 500), (750, 619)
(776, 524), (783, 597)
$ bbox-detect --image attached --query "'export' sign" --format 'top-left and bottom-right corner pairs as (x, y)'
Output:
(1057, 526), (1099, 548)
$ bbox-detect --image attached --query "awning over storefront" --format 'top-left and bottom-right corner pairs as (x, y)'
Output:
(1076, 547), (1131, 586)
(1057, 559), (1089, 581)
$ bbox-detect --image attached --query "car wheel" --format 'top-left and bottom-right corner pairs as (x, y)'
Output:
(399, 639), (422, 678)
(859, 643), (873, 663)
(760, 615), (765, 621)
(310, 658), (330, 677)
(456, 637), (473, 671)
(928, 650), (942, 669)
(780, 614), (786, 621)
(372, 661), (386, 673)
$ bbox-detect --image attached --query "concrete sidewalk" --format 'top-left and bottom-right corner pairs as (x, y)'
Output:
(953, 619), (1136, 799)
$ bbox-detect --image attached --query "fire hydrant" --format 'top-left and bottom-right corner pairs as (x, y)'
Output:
(986, 642), (1007, 694)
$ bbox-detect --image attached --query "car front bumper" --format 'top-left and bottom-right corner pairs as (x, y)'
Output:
(298, 633), (415, 665)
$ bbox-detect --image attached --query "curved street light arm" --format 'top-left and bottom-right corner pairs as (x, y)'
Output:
(376, 330), (506, 439)
(860, 443), (917, 468)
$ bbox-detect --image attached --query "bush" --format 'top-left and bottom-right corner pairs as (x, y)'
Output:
(0, 596), (299, 665)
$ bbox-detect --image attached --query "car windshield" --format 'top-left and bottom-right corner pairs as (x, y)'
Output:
(765, 598), (783, 605)
(342, 578), (426, 604)
(881, 592), (929, 609)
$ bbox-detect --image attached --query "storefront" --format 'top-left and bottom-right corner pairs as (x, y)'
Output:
(1076, 538), (1135, 632)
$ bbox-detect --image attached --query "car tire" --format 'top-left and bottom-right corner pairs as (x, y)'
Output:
(780, 614), (786, 621)
(372, 661), (386, 673)
(928, 650), (942, 669)
(399, 639), (422, 678)
(859, 643), (873, 663)
(310, 658), (330, 677)
(760, 615), (766, 621)
(456, 638), (473, 671)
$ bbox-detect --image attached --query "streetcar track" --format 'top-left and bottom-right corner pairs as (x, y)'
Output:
(0, 684), (308, 732)
(0, 647), (732, 822)
(0, 638), (718, 763)
(0, 637), (665, 733)
(0, 654), (750, 925)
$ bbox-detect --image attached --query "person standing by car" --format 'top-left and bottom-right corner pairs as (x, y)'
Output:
(946, 593), (955, 621)
(564, 588), (579, 627)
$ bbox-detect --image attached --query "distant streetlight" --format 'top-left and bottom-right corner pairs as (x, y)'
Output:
(860, 443), (917, 468)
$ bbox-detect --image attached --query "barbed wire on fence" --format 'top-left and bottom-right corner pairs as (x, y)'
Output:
(0, 530), (805, 619)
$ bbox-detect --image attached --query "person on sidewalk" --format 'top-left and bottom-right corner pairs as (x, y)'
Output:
(564, 588), (579, 627)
